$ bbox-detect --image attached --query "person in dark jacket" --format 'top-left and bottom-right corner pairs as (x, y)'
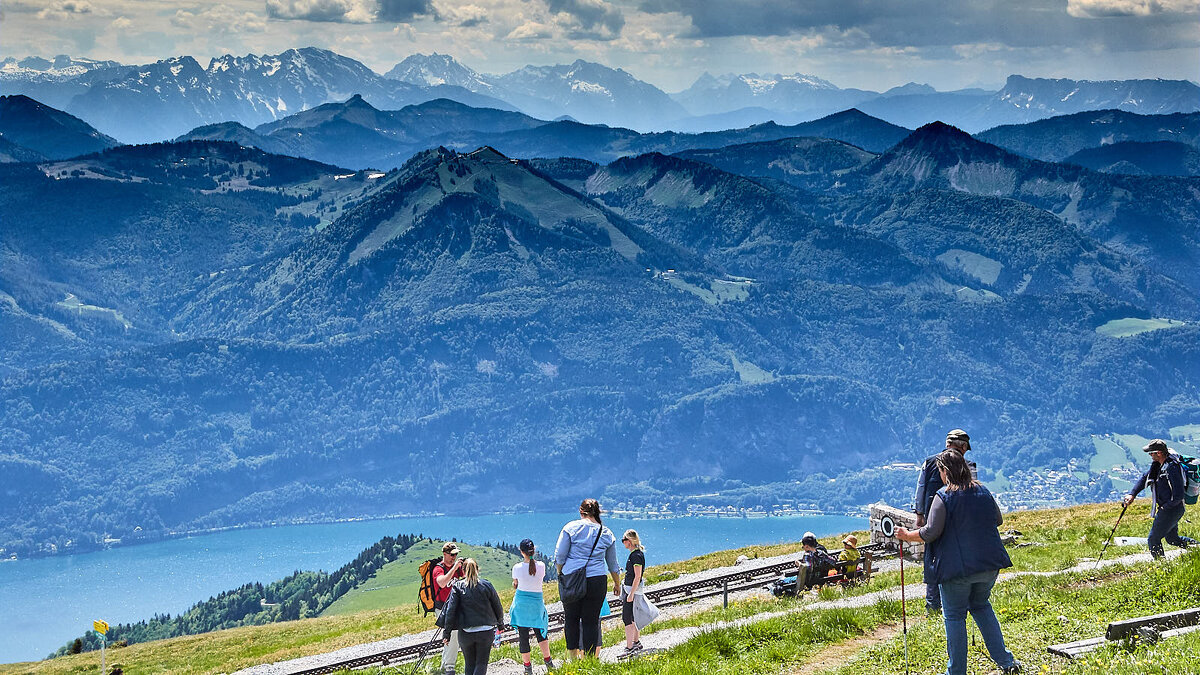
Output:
(797, 532), (837, 591)
(896, 450), (1022, 675)
(913, 428), (977, 612)
(1123, 439), (1197, 558)
(437, 558), (506, 675)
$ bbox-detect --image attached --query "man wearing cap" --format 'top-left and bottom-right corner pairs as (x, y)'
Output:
(434, 542), (466, 675)
(1122, 439), (1197, 558)
(913, 429), (977, 613)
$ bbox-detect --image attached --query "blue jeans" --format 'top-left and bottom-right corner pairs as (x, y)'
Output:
(939, 570), (1016, 675)
(1147, 503), (1196, 558)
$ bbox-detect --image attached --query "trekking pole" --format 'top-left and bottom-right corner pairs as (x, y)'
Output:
(407, 626), (443, 675)
(899, 544), (909, 675)
(1095, 501), (1130, 569)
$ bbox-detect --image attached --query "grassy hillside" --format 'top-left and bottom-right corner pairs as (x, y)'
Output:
(6, 501), (1195, 675)
(321, 540), (520, 616)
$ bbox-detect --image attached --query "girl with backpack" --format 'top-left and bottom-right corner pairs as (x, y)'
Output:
(620, 529), (646, 656)
(555, 498), (621, 658)
(436, 558), (505, 675)
(510, 539), (555, 675)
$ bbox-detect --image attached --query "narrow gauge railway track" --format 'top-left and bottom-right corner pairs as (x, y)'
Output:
(283, 545), (893, 675)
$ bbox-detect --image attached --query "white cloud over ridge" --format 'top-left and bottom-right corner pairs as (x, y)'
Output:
(266, 0), (377, 23)
(1068, 0), (1199, 17)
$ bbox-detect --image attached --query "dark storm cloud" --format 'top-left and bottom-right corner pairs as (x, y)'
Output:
(265, 0), (434, 23)
(547, 0), (625, 36)
(377, 0), (435, 22)
(639, 0), (1199, 51)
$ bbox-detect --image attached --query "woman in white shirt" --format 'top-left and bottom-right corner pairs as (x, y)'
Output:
(510, 539), (554, 675)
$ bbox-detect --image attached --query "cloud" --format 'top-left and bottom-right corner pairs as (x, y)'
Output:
(436, 1), (487, 27)
(637, 0), (1200, 51)
(110, 16), (133, 30)
(1067, 0), (1199, 17)
(173, 5), (268, 33)
(506, 19), (554, 40)
(36, 0), (92, 20)
(377, 0), (435, 22)
(266, 0), (376, 23)
(265, 0), (434, 23)
(546, 0), (624, 38)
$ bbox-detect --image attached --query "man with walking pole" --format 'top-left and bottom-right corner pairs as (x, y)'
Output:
(1122, 439), (1196, 559)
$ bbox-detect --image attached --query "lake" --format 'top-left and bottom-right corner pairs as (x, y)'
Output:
(0, 511), (864, 665)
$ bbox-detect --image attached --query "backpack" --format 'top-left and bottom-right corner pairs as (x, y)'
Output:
(1168, 449), (1200, 505)
(417, 558), (443, 616)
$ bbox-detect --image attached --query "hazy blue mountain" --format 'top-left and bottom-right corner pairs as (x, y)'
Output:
(846, 122), (1200, 294)
(0, 95), (119, 159)
(1063, 140), (1200, 177)
(0, 56), (131, 110)
(248, 96), (546, 169)
(14, 48), (514, 145)
(4, 122), (1200, 558)
(672, 136), (876, 190)
(0, 141), (377, 372)
(977, 110), (1200, 162)
(174, 121), (295, 156)
(490, 60), (688, 132)
(856, 90), (993, 130)
(673, 72), (877, 119)
(0, 135), (45, 163)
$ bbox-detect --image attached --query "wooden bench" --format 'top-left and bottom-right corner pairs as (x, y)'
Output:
(1048, 607), (1200, 658)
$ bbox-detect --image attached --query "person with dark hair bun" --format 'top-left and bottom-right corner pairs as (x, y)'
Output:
(896, 450), (1022, 675)
(555, 499), (620, 658)
(510, 539), (554, 675)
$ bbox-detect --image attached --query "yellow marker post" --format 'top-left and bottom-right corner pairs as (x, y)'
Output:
(93, 620), (109, 674)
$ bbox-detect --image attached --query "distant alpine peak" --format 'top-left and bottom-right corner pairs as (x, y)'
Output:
(703, 72), (839, 91)
(0, 54), (122, 78)
(385, 52), (492, 90)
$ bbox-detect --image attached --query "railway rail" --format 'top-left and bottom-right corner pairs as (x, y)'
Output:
(281, 544), (895, 675)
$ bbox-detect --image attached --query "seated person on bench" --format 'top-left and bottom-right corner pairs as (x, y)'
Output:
(797, 532), (837, 591)
(838, 535), (861, 578)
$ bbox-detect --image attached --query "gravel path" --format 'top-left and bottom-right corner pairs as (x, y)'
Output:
(234, 547), (1180, 675)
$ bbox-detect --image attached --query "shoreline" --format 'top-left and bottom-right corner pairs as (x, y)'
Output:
(5, 508), (864, 563)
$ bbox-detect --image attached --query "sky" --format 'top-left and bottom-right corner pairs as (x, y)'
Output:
(2, 0), (1198, 92)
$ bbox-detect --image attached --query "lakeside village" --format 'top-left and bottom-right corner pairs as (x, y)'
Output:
(6, 458), (1134, 560)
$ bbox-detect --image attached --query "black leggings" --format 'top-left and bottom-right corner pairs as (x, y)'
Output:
(562, 575), (608, 652)
(517, 626), (548, 653)
(459, 629), (494, 675)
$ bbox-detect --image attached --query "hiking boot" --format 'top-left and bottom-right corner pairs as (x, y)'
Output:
(523, 664), (533, 675)
(1000, 661), (1023, 675)
(621, 646), (639, 659)
(543, 658), (557, 671)
(632, 640), (643, 651)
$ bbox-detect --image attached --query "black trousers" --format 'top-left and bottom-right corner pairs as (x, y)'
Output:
(561, 575), (608, 652)
(459, 629), (494, 675)
(517, 626), (547, 653)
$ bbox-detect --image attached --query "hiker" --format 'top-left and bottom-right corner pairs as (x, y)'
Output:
(913, 428), (978, 613)
(434, 542), (467, 674)
(839, 535), (861, 577)
(797, 532), (836, 591)
(620, 529), (646, 656)
(510, 539), (555, 675)
(1122, 439), (1197, 558)
(895, 450), (1022, 675)
(437, 558), (506, 675)
(555, 498), (621, 658)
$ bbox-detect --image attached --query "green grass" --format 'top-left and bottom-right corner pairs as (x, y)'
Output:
(1095, 318), (1187, 338)
(1090, 436), (1135, 473)
(1170, 423), (1200, 441)
(12, 503), (1195, 675)
(321, 540), (519, 616)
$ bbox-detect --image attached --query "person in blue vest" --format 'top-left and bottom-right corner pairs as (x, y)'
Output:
(1123, 439), (1197, 558)
(913, 429), (977, 613)
(896, 450), (1022, 675)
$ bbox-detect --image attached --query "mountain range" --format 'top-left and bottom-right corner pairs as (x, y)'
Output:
(2, 108), (1198, 558)
(4, 48), (1199, 144)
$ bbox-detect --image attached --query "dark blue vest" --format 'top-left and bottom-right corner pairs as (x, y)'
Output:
(926, 485), (1012, 585)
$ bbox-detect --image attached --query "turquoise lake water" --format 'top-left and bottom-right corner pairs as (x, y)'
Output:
(0, 511), (864, 664)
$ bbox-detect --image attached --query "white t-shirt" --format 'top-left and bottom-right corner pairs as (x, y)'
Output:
(512, 560), (546, 592)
